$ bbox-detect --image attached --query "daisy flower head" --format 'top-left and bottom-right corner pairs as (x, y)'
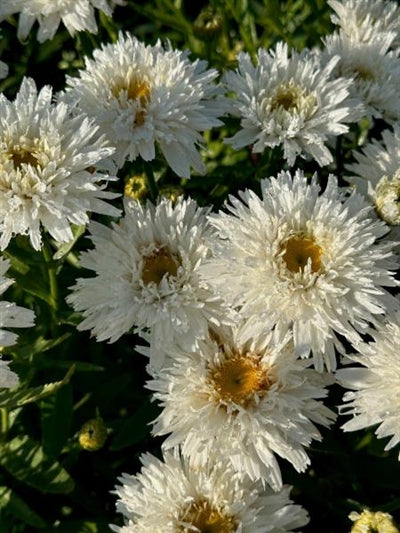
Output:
(111, 449), (309, 532)
(0, 77), (120, 251)
(63, 33), (224, 177)
(149, 324), (335, 490)
(67, 196), (230, 369)
(328, 0), (400, 46)
(0, 256), (35, 388)
(346, 124), (400, 231)
(322, 30), (400, 123)
(200, 169), (398, 372)
(0, 0), (124, 43)
(223, 41), (362, 167)
(337, 311), (400, 460)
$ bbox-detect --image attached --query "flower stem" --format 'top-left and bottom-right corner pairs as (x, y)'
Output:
(42, 237), (59, 318)
(0, 408), (9, 440)
(143, 161), (158, 202)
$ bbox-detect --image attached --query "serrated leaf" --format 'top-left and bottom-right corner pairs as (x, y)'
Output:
(0, 435), (74, 494)
(0, 365), (75, 410)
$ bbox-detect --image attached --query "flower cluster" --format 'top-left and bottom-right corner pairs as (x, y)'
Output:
(0, 0), (400, 531)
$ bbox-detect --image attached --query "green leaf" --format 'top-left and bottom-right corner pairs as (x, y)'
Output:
(0, 365), (75, 410)
(40, 360), (104, 373)
(11, 268), (52, 306)
(52, 224), (86, 261)
(0, 486), (46, 528)
(41, 384), (73, 458)
(16, 332), (71, 359)
(0, 435), (74, 494)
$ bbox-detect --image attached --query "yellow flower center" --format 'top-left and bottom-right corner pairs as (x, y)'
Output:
(270, 80), (317, 116)
(141, 247), (180, 285)
(210, 354), (270, 406)
(10, 149), (39, 169)
(349, 510), (399, 533)
(124, 174), (148, 201)
(179, 499), (238, 533)
(282, 236), (322, 274)
(112, 75), (151, 126)
(353, 65), (375, 81)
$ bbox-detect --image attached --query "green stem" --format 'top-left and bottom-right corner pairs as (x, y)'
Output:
(73, 393), (91, 412)
(98, 11), (118, 43)
(42, 237), (59, 318)
(0, 408), (9, 439)
(143, 161), (158, 202)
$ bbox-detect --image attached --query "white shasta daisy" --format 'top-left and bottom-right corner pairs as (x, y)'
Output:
(67, 196), (229, 369)
(337, 312), (400, 460)
(345, 124), (400, 230)
(63, 33), (224, 177)
(0, 0), (124, 42)
(149, 324), (335, 491)
(111, 450), (309, 532)
(0, 256), (35, 388)
(200, 169), (398, 372)
(223, 41), (361, 167)
(0, 77), (120, 251)
(328, 0), (400, 46)
(322, 30), (400, 123)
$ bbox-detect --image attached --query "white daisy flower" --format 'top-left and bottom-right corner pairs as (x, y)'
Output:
(111, 450), (309, 532)
(0, 256), (35, 388)
(0, 0), (123, 42)
(67, 197), (230, 369)
(0, 77), (120, 251)
(149, 324), (335, 490)
(63, 33), (224, 177)
(200, 169), (398, 372)
(328, 0), (400, 46)
(322, 30), (400, 122)
(223, 41), (361, 167)
(337, 312), (400, 460)
(345, 125), (400, 231)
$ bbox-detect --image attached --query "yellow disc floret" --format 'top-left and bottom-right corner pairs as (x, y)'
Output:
(282, 235), (322, 274)
(270, 79), (317, 118)
(349, 509), (399, 533)
(111, 72), (151, 127)
(10, 149), (39, 169)
(141, 247), (180, 286)
(210, 353), (271, 407)
(179, 499), (238, 533)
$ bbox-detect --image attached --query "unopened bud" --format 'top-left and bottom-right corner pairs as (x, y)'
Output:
(78, 416), (107, 451)
(193, 6), (223, 40)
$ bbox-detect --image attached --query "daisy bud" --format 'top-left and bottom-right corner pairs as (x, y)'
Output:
(78, 416), (107, 451)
